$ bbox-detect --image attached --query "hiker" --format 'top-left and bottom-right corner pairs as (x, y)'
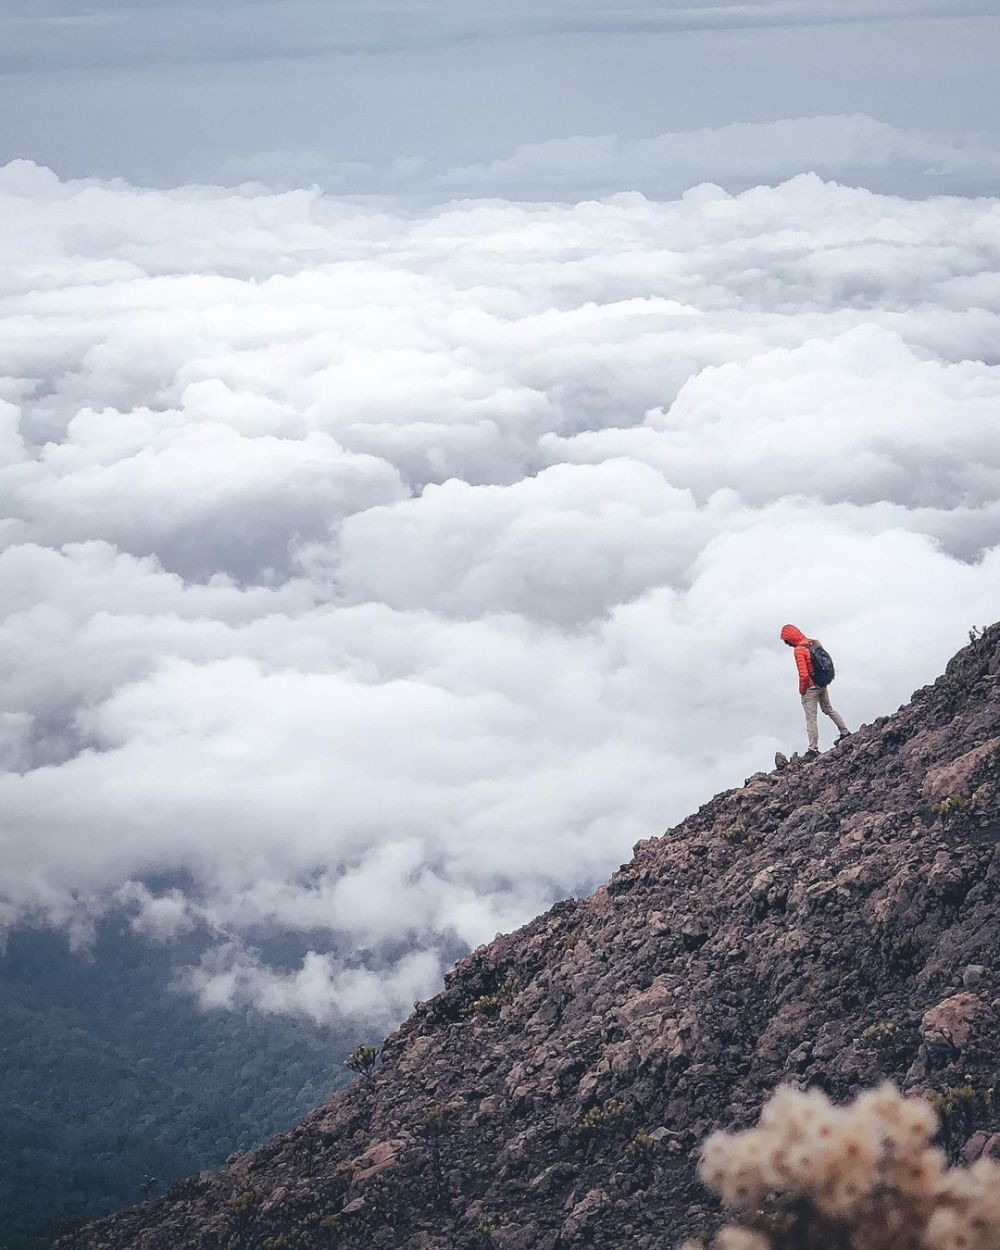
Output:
(780, 624), (850, 759)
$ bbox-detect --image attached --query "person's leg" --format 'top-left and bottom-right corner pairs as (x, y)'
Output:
(818, 686), (849, 735)
(801, 687), (820, 751)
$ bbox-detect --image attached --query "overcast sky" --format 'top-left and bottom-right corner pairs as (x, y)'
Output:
(1, 0), (998, 196)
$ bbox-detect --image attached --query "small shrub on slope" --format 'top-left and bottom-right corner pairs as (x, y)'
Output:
(345, 1044), (380, 1079)
(683, 1082), (1000, 1250)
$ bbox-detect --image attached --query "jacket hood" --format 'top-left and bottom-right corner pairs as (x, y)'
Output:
(780, 624), (808, 645)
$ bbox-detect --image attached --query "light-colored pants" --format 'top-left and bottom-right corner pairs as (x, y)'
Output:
(801, 685), (849, 750)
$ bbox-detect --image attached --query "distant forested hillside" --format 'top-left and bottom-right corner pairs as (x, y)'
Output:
(0, 922), (352, 1250)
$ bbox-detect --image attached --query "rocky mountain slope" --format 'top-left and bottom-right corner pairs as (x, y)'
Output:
(60, 625), (1000, 1250)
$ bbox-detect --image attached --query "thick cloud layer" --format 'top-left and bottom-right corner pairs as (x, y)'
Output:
(1, 162), (998, 1026)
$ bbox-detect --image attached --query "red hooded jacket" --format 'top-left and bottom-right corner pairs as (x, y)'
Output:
(780, 624), (816, 695)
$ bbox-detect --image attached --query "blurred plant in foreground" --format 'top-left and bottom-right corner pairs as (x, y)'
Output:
(682, 1082), (1000, 1250)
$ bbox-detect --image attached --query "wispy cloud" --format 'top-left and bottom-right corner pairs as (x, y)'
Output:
(1, 0), (995, 73)
(220, 114), (1000, 199)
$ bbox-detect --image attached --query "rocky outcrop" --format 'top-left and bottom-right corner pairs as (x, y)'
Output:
(62, 626), (1000, 1250)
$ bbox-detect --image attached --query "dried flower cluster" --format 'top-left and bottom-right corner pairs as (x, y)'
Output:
(684, 1083), (1000, 1250)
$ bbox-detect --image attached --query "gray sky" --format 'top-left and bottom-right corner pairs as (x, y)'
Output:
(1, 0), (998, 195)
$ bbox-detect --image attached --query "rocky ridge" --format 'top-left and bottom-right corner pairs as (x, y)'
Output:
(62, 626), (1000, 1250)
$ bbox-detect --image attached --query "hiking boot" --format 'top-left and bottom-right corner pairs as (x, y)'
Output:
(804, 748), (820, 760)
(836, 731), (852, 743)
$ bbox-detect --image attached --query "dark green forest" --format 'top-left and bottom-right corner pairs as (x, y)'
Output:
(0, 923), (352, 1250)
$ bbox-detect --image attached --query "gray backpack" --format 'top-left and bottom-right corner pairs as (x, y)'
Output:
(808, 641), (836, 687)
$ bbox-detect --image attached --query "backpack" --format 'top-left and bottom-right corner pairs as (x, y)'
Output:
(808, 641), (836, 687)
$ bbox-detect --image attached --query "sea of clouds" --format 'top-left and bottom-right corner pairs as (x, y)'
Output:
(1, 158), (998, 1026)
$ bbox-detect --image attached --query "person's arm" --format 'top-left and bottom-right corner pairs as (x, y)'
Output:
(795, 644), (812, 694)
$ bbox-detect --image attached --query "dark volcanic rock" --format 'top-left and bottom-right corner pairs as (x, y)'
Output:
(62, 626), (1000, 1250)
